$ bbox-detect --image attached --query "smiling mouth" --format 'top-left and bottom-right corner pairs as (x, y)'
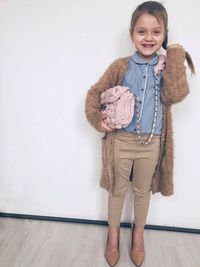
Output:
(142, 44), (155, 48)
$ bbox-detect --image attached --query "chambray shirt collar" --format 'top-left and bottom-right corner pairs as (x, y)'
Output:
(130, 51), (159, 66)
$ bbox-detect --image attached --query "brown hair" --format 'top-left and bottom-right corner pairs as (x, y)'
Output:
(130, 1), (195, 75)
(185, 51), (196, 75)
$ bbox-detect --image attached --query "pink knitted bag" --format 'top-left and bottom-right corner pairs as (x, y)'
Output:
(100, 85), (135, 129)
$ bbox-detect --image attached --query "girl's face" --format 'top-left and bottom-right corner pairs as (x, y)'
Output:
(132, 13), (165, 61)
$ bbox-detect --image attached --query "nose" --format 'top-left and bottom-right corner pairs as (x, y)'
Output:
(145, 32), (153, 41)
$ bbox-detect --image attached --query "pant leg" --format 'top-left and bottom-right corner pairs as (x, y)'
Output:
(132, 137), (160, 226)
(108, 193), (125, 227)
(108, 133), (133, 226)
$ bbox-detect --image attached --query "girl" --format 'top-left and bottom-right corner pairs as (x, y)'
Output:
(85, 1), (195, 266)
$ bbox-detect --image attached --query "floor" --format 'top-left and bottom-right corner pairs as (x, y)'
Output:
(0, 218), (199, 267)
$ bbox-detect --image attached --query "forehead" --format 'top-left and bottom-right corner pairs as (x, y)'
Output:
(135, 13), (164, 28)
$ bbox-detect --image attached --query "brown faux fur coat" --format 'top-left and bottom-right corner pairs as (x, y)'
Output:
(85, 46), (189, 196)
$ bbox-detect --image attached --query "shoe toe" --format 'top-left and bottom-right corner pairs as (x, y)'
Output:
(105, 250), (120, 266)
(130, 250), (145, 266)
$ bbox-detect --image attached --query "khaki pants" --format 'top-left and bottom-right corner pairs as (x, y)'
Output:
(108, 130), (160, 227)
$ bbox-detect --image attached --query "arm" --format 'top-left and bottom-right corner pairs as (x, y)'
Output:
(85, 59), (120, 132)
(161, 44), (190, 106)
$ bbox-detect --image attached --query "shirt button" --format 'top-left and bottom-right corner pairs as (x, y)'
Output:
(141, 88), (144, 91)
(139, 100), (142, 104)
(143, 75), (146, 79)
(134, 128), (137, 131)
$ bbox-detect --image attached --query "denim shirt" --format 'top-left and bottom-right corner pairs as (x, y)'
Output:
(121, 52), (163, 135)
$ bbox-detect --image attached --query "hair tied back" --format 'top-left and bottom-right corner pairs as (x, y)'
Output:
(185, 51), (196, 75)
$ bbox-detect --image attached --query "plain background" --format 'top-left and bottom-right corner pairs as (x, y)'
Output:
(0, 0), (200, 228)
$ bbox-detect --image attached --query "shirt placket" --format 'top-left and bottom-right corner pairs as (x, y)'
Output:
(138, 64), (149, 132)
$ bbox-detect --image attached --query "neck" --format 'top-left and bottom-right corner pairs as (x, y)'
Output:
(137, 51), (157, 62)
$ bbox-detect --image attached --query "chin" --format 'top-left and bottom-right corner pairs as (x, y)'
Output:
(141, 52), (155, 58)
(139, 49), (157, 58)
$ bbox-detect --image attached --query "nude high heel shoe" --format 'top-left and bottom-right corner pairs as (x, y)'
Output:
(104, 227), (120, 266)
(130, 223), (145, 266)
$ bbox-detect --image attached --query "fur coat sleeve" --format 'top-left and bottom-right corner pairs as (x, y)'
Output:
(161, 46), (190, 106)
(85, 58), (126, 132)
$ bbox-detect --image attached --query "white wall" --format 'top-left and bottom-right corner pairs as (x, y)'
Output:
(0, 0), (199, 228)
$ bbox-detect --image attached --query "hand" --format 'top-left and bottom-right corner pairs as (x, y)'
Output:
(100, 120), (114, 132)
(100, 113), (114, 132)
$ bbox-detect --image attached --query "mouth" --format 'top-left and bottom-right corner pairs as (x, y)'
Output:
(141, 44), (155, 48)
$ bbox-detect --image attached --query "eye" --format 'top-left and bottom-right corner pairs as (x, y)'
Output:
(138, 30), (145, 35)
(153, 30), (161, 35)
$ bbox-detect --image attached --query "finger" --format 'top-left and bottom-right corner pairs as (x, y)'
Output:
(104, 125), (114, 132)
(101, 121), (114, 132)
(101, 113), (107, 119)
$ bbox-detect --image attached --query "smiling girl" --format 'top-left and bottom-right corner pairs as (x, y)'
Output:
(85, 1), (195, 266)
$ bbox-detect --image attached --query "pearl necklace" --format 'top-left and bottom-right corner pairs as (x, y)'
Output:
(135, 74), (159, 145)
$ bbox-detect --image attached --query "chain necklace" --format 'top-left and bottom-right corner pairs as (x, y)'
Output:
(135, 74), (159, 145)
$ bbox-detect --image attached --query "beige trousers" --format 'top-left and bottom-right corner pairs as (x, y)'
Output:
(108, 130), (160, 227)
